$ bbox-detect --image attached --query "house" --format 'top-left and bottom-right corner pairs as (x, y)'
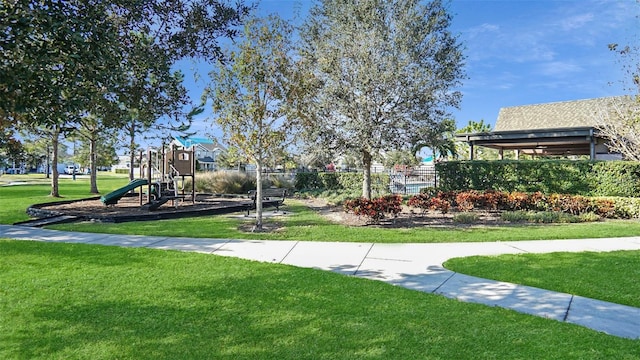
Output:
(456, 96), (636, 161)
(172, 137), (226, 171)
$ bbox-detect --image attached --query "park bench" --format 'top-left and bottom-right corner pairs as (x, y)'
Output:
(247, 188), (287, 215)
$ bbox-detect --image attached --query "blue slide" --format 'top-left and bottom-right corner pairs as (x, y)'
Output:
(100, 179), (148, 205)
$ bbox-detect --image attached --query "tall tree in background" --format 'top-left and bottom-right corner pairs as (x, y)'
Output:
(1, 0), (249, 194)
(1, 1), (124, 196)
(411, 118), (458, 161)
(298, 0), (465, 199)
(455, 119), (497, 160)
(594, 39), (640, 161)
(104, 1), (250, 181)
(207, 14), (300, 230)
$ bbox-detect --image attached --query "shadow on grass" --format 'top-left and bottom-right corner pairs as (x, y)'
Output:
(4, 241), (640, 359)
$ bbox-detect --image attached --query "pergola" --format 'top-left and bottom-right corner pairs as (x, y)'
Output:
(456, 126), (605, 160)
(455, 96), (631, 161)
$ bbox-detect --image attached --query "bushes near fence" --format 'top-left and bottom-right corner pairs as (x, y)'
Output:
(190, 171), (294, 194)
(295, 172), (390, 194)
(345, 190), (640, 224)
(436, 160), (640, 197)
(343, 194), (402, 223)
(410, 190), (634, 219)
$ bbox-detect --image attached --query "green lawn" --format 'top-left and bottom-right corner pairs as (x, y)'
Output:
(2, 176), (640, 358)
(0, 173), (129, 224)
(50, 201), (640, 243)
(1, 240), (638, 359)
(445, 250), (640, 308)
(3, 176), (640, 243)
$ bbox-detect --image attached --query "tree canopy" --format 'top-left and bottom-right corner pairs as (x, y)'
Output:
(595, 38), (640, 161)
(207, 14), (300, 230)
(298, 0), (465, 198)
(1, 0), (249, 194)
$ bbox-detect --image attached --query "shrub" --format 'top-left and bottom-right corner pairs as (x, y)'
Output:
(501, 211), (582, 223)
(480, 189), (505, 210)
(606, 197), (640, 218)
(430, 197), (451, 215)
(501, 211), (530, 222)
(194, 171), (256, 194)
(453, 212), (479, 224)
(591, 198), (615, 218)
(436, 160), (640, 197)
(343, 194), (403, 223)
(295, 172), (390, 195)
(506, 192), (530, 211)
(455, 190), (480, 211)
(267, 174), (295, 191)
(407, 193), (432, 215)
(590, 162), (640, 197)
(419, 187), (438, 197)
(579, 212), (601, 222)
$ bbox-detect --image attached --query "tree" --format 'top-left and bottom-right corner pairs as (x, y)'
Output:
(412, 118), (458, 161)
(207, 14), (300, 230)
(115, 31), (190, 181)
(383, 149), (419, 169)
(298, 0), (465, 199)
(71, 114), (120, 192)
(1, 1), (250, 194)
(216, 147), (248, 170)
(594, 95), (640, 161)
(594, 40), (640, 161)
(455, 119), (500, 160)
(1, 1), (127, 195)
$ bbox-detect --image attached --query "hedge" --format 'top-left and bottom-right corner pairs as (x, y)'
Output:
(295, 172), (390, 194)
(436, 160), (640, 197)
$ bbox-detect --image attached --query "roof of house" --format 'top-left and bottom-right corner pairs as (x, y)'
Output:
(173, 136), (214, 148)
(494, 95), (633, 131)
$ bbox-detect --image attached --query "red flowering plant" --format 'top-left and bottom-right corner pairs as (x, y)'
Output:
(407, 193), (433, 215)
(344, 195), (404, 224)
(429, 197), (451, 214)
(455, 190), (481, 212)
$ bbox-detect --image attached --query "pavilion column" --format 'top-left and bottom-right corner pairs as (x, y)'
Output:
(469, 143), (474, 160)
(499, 148), (504, 160)
(515, 149), (520, 160)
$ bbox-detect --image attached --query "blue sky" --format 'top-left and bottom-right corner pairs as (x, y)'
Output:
(178, 0), (639, 137)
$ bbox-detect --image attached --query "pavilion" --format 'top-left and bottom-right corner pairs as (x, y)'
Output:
(455, 96), (634, 161)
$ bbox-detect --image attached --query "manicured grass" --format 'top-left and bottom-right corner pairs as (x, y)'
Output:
(0, 173), (129, 224)
(445, 250), (640, 308)
(3, 178), (640, 242)
(1, 240), (638, 359)
(51, 201), (640, 243)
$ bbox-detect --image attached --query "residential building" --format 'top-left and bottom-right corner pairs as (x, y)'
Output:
(172, 137), (226, 171)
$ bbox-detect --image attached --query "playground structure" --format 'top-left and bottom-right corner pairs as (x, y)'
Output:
(101, 144), (196, 210)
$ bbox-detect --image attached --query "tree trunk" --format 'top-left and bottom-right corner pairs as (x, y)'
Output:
(255, 161), (263, 231)
(45, 144), (50, 179)
(128, 122), (136, 181)
(362, 150), (372, 199)
(50, 127), (60, 197)
(89, 136), (99, 194)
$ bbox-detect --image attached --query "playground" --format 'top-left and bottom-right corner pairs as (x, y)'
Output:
(27, 193), (252, 223)
(19, 145), (284, 225)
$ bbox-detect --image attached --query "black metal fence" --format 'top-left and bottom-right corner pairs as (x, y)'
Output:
(388, 166), (437, 195)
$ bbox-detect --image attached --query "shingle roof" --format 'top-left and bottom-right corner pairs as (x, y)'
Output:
(494, 96), (633, 131)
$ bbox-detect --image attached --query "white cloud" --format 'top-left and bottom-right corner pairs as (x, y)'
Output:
(558, 13), (594, 31)
(467, 23), (500, 38)
(536, 61), (584, 77)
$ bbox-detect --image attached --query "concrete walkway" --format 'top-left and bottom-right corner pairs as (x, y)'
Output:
(1, 224), (639, 340)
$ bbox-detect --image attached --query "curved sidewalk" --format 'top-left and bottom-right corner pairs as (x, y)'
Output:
(1, 224), (639, 340)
